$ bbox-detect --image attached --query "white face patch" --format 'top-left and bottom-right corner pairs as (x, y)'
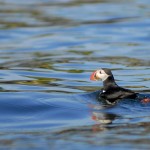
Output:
(102, 90), (106, 93)
(95, 69), (109, 81)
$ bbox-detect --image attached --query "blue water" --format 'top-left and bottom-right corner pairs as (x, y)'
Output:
(0, 0), (150, 149)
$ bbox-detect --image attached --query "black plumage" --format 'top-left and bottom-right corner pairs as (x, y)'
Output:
(101, 70), (137, 103)
(90, 68), (137, 103)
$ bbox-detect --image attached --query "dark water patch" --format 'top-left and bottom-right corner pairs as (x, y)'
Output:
(0, 92), (92, 131)
(0, 90), (150, 133)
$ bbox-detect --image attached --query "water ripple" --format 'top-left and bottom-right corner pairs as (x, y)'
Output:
(0, 0), (150, 149)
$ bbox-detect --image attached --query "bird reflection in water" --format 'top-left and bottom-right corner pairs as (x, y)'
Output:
(87, 102), (118, 132)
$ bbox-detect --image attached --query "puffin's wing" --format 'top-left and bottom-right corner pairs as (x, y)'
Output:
(101, 87), (137, 101)
(119, 88), (137, 99)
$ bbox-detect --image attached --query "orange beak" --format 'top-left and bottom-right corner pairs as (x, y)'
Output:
(90, 71), (97, 81)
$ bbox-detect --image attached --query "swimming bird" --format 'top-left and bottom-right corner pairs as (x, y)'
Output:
(90, 68), (137, 104)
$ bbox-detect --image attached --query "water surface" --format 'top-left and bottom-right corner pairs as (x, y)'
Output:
(0, 0), (150, 149)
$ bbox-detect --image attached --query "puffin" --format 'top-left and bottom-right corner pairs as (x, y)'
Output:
(90, 68), (137, 104)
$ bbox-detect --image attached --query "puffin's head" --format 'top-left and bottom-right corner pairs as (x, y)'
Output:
(90, 68), (113, 81)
